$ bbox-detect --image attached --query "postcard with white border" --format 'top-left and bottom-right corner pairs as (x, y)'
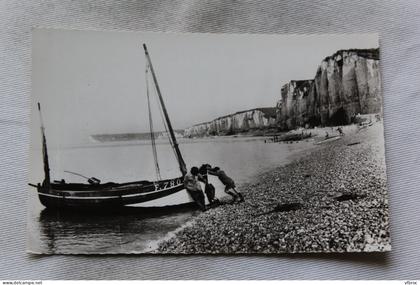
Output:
(28, 29), (390, 254)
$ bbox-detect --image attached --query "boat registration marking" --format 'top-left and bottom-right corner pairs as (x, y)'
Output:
(153, 179), (182, 191)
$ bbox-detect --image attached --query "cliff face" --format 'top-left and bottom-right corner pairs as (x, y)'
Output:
(277, 49), (381, 129)
(185, 49), (381, 137)
(277, 79), (318, 130)
(184, 108), (277, 137)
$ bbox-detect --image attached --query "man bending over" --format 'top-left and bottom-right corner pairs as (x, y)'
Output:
(208, 166), (244, 204)
(184, 166), (206, 211)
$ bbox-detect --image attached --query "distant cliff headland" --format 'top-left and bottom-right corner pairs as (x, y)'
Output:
(185, 48), (381, 138)
(91, 130), (184, 142)
(184, 108), (277, 138)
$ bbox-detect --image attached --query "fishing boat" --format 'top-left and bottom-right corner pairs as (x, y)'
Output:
(29, 44), (219, 211)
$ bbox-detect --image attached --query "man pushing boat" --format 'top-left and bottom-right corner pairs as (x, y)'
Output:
(208, 166), (245, 204)
(184, 166), (207, 211)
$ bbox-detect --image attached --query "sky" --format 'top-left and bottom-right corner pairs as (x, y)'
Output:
(31, 29), (378, 146)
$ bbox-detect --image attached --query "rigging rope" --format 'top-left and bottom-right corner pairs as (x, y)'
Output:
(146, 63), (161, 180)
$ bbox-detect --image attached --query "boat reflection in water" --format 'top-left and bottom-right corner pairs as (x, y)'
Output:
(38, 206), (199, 254)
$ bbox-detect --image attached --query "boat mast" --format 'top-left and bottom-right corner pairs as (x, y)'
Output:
(37, 103), (51, 187)
(142, 44), (187, 176)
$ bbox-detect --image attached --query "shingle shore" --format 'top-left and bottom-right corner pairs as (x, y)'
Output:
(156, 123), (390, 254)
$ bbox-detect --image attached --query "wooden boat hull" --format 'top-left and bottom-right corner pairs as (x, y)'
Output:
(36, 175), (227, 211)
(37, 177), (189, 210)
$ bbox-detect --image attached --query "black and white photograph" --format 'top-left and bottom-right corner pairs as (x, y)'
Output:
(27, 29), (390, 254)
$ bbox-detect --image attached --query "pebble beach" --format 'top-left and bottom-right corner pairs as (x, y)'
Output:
(156, 122), (391, 254)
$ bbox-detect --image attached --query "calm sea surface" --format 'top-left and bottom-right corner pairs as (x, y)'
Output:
(27, 136), (315, 254)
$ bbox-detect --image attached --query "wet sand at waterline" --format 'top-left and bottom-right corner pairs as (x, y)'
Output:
(156, 122), (390, 253)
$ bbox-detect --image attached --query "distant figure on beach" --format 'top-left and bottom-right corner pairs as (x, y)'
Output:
(184, 166), (206, 211)
(208, 167), (244, 204)
(325, 131), (329, 139)
(337, 127), (344, 136)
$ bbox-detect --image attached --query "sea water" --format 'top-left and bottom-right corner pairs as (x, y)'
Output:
(27, 136), (315, 254)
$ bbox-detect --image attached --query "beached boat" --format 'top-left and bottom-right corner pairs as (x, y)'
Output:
(29, 44), (215, 211)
